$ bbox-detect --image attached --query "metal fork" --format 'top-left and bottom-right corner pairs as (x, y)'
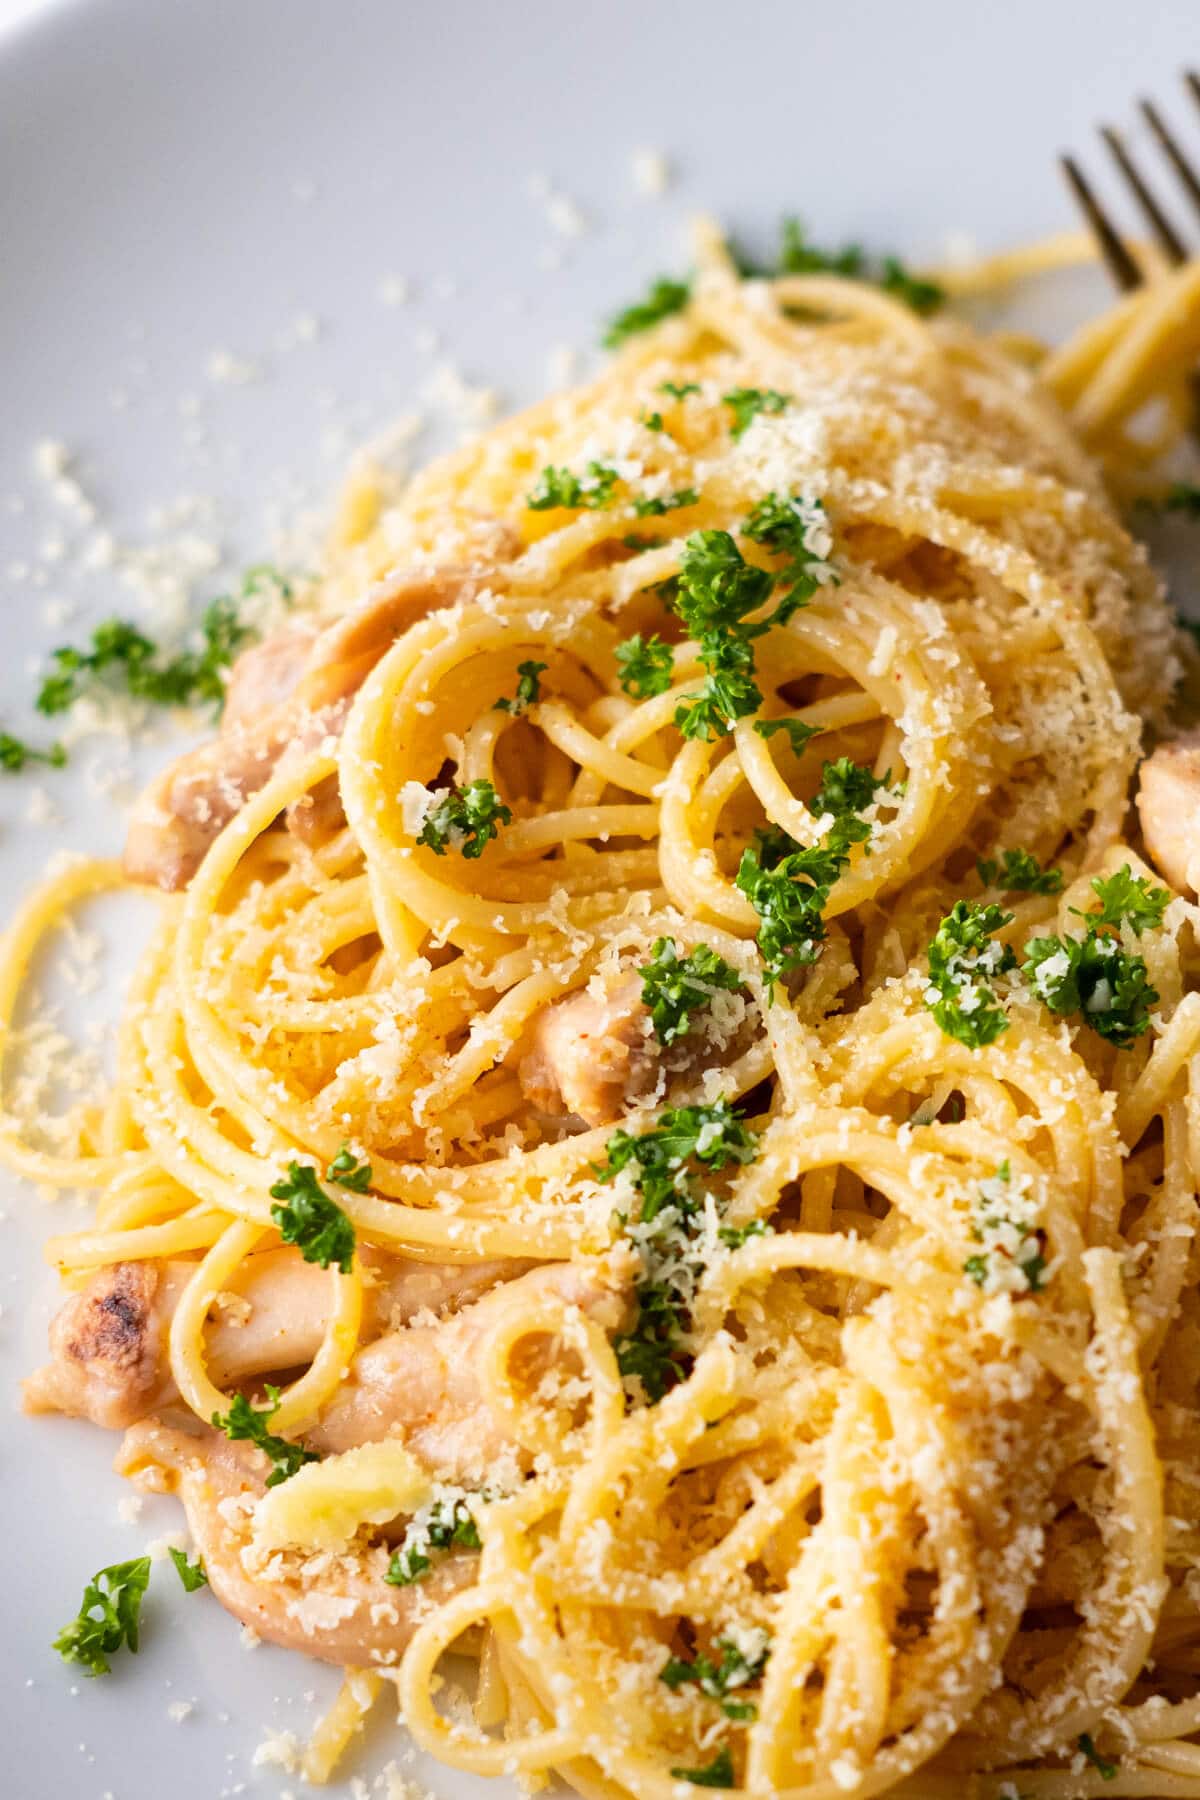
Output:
(1061, 71), (1200, 294)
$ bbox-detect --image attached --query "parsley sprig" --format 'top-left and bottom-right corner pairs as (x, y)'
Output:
(735, 816), (862, 999)
(385, 1496), (482, 1586)
(270, 1156), (358, 1272)
(38, 588), (260, 717)
(417, 780), (512, 858)
(671, 522), (828, 741)
(662, 1632), (770, 1721)
(53, 1557), (152, 1677)
(722, 388), (789, 439)
(527, 463), (619, 511)
(753, 717), (822, 756)
(595, 1101), (758, 1223)
(1021, 865), (1167, 1049)
(603, 277), (691, 347)
(169, 1548), (208, 1592)
(976, 849), (1063, 895)
(1082, 865), (1168, 935)
(807, 756), (891, 828)
(740, 492), (837, 601)
(923, 901), (1016, 1049)
(0, 731), (66, 773)
(615, 633), (675, 699)
(596, 1102), (759, 1403)
(633, 487), (699, 518)
(638, 937), (744, 1045)
(326, 1143), (373, 1192)
(495, 660), (547, 716)
(670, 1747), (735, 1789)
(210, 1384), (319, 1488)
(773, 216), (945, 314)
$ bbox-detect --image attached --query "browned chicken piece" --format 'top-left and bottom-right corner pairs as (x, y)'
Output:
(24, 1247), (525, 1431)
(220, 624), (319, 731)
(123, 562), (507, 891)
(309, 1260), (631, 1481)
(117, 1420), (475, 1666)
(519, 973), (660, 1127)
(285, 772), (347, 846)
(1137, 730), (1200, 896)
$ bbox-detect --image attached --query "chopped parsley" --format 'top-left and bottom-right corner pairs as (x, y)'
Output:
(615, 633), (674, 699)
(1165, 482), (1200, 517)
(495, 659), (548, 716)
(775, 216), (865, 278)
(269, 1162), (356, 1272)
(638, 937), (744, 1045)
(1078, 1734), (1118, 1781)
(53, 1557), (152, 1677)
(923, 901), (1016, 1049)
(633, 487), (699, 517)
(661, 1631), (770, 1720)
(963, 1161), (1048, 1296)
(777, 218), (945, 314)
(722, 387), (789, 440)
(0, 731), (66, 773)
(669, 528), (800, 741)
(326, 1143), (373, 1192)
(169, 1548), (208, 1592)
(622, 534), (660, 555)
(210, 1384), (319, 1488)
(38, 592), (255, 717)
(670, 1747), (735, 1789)
(640, 409), (665, 431)
(976, 849), (1063, 895)
(740, 491), (838, 603)
(416, 780), (512, 858)
(1022, 932), (1157, 1049)
(878, 256), (946, 315)
(527, 462), (619, 512)
(1021, 865), (1167, 1049)
(1082, 864), (1169, 935)
(385, 1496), (482, 1586)
(718, 1218), (772, 1249)
(735, 818), (860, 998)
(807, 756), (891, 830)
(659, 381), (701, 400)
(595, 1101), (758, 1223)
(595, 1102), (759, 1403)
(603, 276), (691, 348)
(753, 716), (822, 756)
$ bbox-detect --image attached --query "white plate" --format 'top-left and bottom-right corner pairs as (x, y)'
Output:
(2, 3), (1200, 1797)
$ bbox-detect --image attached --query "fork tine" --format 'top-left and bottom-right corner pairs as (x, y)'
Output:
(1140, 94), (1200, 222)
(1059, 154), (1143, 291)
(1100, 125), (1188, 264)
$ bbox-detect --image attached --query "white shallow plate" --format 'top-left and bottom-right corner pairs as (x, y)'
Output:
(2, 3), (1200, 1797)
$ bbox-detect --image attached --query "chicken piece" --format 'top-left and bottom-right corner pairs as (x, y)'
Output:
(519, 973), (659, 1127)
(122, 697), (349, 891)
(116, 1419), (474, 1665)
(24, 1261), (173, 1431)
(123, 562), (506, 890)
(220, 624), (319, 731)
(1137, 730), (1200, 896)
(24, 1247), (524, 1431)
(285, 772), (346, 846)
(309, 1259), (631, 1481)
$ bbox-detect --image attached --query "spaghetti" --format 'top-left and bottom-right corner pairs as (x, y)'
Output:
(7, 224), (1200, 1798)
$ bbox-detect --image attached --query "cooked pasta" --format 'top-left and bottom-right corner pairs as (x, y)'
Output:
(8, 223), (1200, 1799)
